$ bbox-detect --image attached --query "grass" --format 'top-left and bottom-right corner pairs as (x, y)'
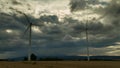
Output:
(0, 61), (120, 68)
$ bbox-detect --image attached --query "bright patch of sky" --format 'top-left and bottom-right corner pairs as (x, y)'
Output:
(6, 29), (13, 33)
(32, 26), (42, 33)
(99, 0), (112, 3)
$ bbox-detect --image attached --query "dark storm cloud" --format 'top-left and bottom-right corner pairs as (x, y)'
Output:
(11, 0), (22, 5)
(0, 37), (28, 53)
(0, 45), (27, 53)
(62, 17), (113, 35)
(95, 0), (120, 18)
(12, 13), (38, 26)
(92, 36), (120, 48)
(39, 15), (59, 23)
(0, 12), (30, 53)
(69, 0), (101, 12)
(43, 26), (63, 35)
(87, 20), (114, 34)
(0, 11), (62, 54)
(94, 0), (120, 22)
(0, 12), (25, 30)
(0, 11), (119, 56)
(43, 40), (86, 49)
(63, 17), (80, 24)
(62, 16), (120, 48)
(68, 0), (120, 50)
(32, 40), (87, 56)
(1, 0), (120, 57)
(69, 0), (87, 11)
(94, 0), (120, 36)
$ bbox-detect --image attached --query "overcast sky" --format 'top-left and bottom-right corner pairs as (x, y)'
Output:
(0, 0), (120, 59)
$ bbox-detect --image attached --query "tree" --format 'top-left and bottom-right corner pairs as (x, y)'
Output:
(31, 53), (37, 61)
(24, 53), (37, 61)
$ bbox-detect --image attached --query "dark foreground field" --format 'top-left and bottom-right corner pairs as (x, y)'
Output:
(0, 61), (120, 68)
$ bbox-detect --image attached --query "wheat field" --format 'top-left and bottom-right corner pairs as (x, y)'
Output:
(0, 61), (120, 68)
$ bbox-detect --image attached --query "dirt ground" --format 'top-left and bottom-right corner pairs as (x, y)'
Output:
(0, 61), (120, 68)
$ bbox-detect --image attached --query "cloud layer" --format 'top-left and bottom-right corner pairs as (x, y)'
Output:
(0, 0), (120, 59)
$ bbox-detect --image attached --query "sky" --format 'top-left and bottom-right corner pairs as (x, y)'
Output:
(0, 0), (120, 59)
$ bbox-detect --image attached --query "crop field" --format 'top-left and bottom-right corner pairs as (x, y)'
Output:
(0, 61), (120, 68)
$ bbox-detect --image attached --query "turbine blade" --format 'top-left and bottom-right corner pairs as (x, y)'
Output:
(23, 25), (30, 35)
(23, 13), (32, 24)
(62, 34), (73, 41)
(94, 13), (107, 22)
(32, 23), (43, 27)
(11, 8), (31, 24)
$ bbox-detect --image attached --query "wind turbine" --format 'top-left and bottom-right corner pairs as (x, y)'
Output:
(11, 9), (41, 61)
(85, 20), (90, 61)
(24, 22), (32, 61)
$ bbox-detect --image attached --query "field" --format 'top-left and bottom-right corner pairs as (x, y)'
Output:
(0, 61), (120, 68)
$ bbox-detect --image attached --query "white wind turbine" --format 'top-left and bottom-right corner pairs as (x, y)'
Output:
(11, 9), (41, 61)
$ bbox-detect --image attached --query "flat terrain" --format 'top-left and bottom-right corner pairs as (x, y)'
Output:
(0, 61), (120, 68)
